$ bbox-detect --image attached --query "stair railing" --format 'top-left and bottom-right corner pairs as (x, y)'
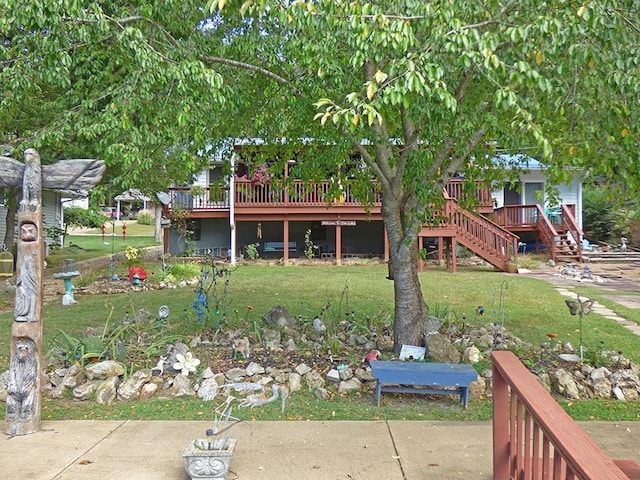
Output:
(445, 198), (519, 270)
(534, 205), (558, 262)
(560, 204), (583, 262)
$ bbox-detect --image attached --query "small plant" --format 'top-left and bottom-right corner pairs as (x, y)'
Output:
(245, 242), (260, 260)
(124, 245), (144, 267)
(304, 229), (319, 259)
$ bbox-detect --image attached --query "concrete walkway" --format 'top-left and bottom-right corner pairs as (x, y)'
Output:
(2, 420), (640, 480)
(555, 286), (640, 337)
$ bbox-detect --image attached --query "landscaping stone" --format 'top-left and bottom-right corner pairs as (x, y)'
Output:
(262, 305), (296, 328)
(95, 376), (119, 405)
(85, 360), (125, 380)
(118, 369), (152, 401)
(426, 333), (461, 363)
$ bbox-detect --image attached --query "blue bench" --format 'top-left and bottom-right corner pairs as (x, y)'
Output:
(369, 360), (478, 408)
(263, 241), (296, 254)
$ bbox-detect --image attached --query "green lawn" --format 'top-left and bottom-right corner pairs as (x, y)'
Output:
(46, 223), (157, 268)
(2, 260), (640, 422)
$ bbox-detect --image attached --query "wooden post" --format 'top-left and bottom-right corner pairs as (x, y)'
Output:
(283, 219), (290, 265)
(492, 356), (510, 480)
(4, 204), (45, 435)
(335, 224), (342, 265)
(1, 149), (104, 436)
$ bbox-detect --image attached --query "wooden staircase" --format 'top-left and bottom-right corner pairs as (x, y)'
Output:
(536, 204), (583, 263)
(421, 200), (584, 271)
(421, 197), (519, 271)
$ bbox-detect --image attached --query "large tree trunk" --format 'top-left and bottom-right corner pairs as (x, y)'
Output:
(382, 190), (430, 354)
(389, 236), (429, 353)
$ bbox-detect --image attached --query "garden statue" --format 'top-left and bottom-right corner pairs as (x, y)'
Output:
(1, 149), (105, 435)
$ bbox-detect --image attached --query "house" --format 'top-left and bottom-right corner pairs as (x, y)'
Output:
(0, 188), (66, 253)
(161, 148), (584, 271)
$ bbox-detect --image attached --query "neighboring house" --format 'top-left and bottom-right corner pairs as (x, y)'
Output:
(162, 149), (584, 271)
(0, 188), (65, 252)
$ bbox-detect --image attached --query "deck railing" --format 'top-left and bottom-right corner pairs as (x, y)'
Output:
(444, 198), (518, 269)
(168, 179), (491, 211)
(492, 350), (631, 480)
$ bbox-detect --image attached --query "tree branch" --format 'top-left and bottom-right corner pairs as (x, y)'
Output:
(202, 56), (288, 84)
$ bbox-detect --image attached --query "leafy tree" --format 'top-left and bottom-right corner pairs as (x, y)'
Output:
(2, 1), (638, 352)
(206, 0), (639, 351)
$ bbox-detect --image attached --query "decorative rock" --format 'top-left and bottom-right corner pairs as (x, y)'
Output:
(426, 333), (461, 363)
(172, 374), (195, 397)
(621, 388), (639, 401)
(551, 369), (580, 400)
(224, 368), (246, 382)
(338, 367), (354, 381)
(95, 376), (120, 405)
(140, 382), (158, 400)
(245, 362), (265, 376)
(288, 372), (302, 393)
(469, 376), (486, 398)
(425, 316), (444, 336)
(201, 367), (215, 379)
(262, 305), (297, 328)
(294, 363), (312, 376)
(314, 387), (330, 400)
(312, 317), (327, 333)
(326, 369), (341, 383)
(118, 369), (152, 401)
(305, 370), (325, 390)
(338, 377), (362, 393)
(354, 368), (375, 382)
(262, 329), (282, 350)
(558, 353), (581, 363)
(85, 360), (126, 380)
(73, 380), (100, 400)
(285, 338), (297, 351)
(612, 386), (625, 400)
(611, 369), (639, 389)
(63, 363), (86, 388)
(463, 346), (481, 363)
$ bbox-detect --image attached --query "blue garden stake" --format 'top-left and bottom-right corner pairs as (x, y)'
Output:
(193, 287), (208, 323)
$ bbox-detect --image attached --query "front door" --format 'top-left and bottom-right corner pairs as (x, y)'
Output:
(504, 183), (521, 205)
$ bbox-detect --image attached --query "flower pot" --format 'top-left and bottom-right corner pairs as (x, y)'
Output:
(182, 439), (236, 480)
(506, 262), (518, 274)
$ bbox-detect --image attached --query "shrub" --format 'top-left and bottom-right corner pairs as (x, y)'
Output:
(136, 209), (154, 225)
(64, 206), (109, 228)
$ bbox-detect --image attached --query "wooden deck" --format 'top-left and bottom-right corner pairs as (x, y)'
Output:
(166, 182), (582, 269)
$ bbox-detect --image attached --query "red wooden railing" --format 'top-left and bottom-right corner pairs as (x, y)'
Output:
(234, 179), (382, 206)
(168, 179), (490, 211)
(534, 205), (558, 262)
(492, 351), (632, 480)
(444, 179), (494, 209)
(443, 198), (519, 270)
(559, 204), (583, 262)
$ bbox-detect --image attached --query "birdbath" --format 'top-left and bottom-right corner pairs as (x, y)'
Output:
(52, 259), (80, 305)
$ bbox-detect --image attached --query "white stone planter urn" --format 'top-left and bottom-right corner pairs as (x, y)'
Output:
(182, 438), (237, 480)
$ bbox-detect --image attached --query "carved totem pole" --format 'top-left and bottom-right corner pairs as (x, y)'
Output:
(1, 149), (105, 435)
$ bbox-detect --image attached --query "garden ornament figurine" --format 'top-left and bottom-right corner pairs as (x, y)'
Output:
(1, 149), (105, 436)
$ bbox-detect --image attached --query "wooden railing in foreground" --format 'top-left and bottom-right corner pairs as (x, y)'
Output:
(492, 351), (633, 480)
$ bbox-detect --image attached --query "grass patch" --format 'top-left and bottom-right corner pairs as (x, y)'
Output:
(47, 234), (158, 268)
(2, 264), (640, 421)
